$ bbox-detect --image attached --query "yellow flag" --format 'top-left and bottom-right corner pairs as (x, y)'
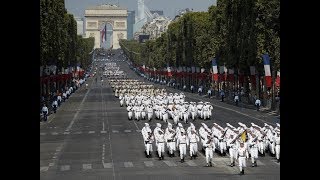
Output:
(240, 130), (247, 142)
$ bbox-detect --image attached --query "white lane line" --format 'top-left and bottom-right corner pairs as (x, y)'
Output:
(144, 161), (154, 167)
(60, 165), (70, 171)
(124, 130), (131, 133)
(101, 130), (107, 133)
(74, 131), (82, 134)
(51, 132), (58, 135)
(185, 160), (197, 166)
(124, 162), (133, 168)
(136, 130), (141, 132)
(40, 133), (46, 136)
(40, 166), (49, 172)
(163, 160), (177, 167)
(65, 85), (91, 132)
(101, 86), (116, 180)
(82, 164), (92, 170)
(49, 163), (54, 167)
(88, 131), (95, 134)
(112, 130), (119, 133)
(63, 132), (70, 135)
(103, 162), (113, 168)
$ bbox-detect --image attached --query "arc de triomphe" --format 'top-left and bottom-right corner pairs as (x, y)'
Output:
(85, 4), (127, 49)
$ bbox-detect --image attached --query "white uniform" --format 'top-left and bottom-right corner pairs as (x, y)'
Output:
(188, 133), (200, 157)
(42, 106), (48, 114)
(249, 138), (259, 166)
(227, 138), (238, 166)
(177, 134), (188, 160)
(157, 133), (165, 158)
(275, 135), (280, 161)
(127, 105), (133, 120)
(165, 129), (176, 155)
(237, 145), (248, 173)
(204, 140), (215, 165)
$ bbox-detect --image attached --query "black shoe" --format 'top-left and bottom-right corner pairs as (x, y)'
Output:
(242, 170), (244, 174)
(181, 159), (183, 163)
(193, 155), (196, 159)
(162, 156), (164, 160)
(159, 157), (162, 160)
(209, 162), (212, 167)
(277, 159), (280, 163)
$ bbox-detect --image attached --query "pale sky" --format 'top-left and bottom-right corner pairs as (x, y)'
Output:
(65, 0), (217, 18)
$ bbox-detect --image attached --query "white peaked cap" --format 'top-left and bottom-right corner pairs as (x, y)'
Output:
(178, 123), (183, 127)
(190, 123), (195, 127)
(145, 123), (149, 127)
(156, 123), (161, 128)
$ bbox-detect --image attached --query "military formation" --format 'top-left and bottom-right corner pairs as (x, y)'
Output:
(105, 62), (280, 175)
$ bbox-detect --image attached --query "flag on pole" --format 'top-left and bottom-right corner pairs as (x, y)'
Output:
(240, 130), (247, 142)
(212, 58), (219, 81)
(276, 71), (280, 87)
(100, 24), (107, 43)
(262, 54), (272, 88)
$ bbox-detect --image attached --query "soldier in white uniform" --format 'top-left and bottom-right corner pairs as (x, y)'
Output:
(142, 123), (153, 158)
(237, 141), (249, 175)
(188, 129), (200, 159)
(249, 135), (259, 167)
(156, 129), (166, 160)
(204, 136), (215, 167)
(177, 130), (188, 163)
(165, 123), (176, 157)
(127, 103), (133, 120)
(146, 104), (153, 121)
(274, 133), (280, 163)
(227, 134), (238, 167)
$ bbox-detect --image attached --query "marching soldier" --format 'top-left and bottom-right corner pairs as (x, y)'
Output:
(177, 130), (188, 163)
(165, 123), (176, 157)
(188, 129), (200, 159)
(156, 129), (166, 160)
(274, 133), (280, 163)
(237, 141), (249, 175)
(204, 136), (215, 167)
(249, 134), (259, 167)
(227, 134), (238, 167)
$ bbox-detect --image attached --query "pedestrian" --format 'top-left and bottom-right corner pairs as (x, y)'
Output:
(234, 93), (239, 106)
(191, 85), (194, 93)
(220, 89), (225, 102)
(255, 98), (261, 111)
(41, 104), (48, 122)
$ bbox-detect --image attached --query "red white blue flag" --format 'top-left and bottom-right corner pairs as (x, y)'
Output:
(212, 58), (218, 81)
(262, 54), (272, 88)
(100, 25), (107, 43)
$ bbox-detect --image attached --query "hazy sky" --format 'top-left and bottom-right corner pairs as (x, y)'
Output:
(65, 0), (217, 18)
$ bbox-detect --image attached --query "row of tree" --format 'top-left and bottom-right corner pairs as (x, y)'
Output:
(40, 0), (94, 75)
(120, 0), (280, 108)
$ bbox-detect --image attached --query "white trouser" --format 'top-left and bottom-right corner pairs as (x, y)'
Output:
(147, 112), (153, 120)
(146, 143), (153, 155)
(157, 142), (165, 157)
(258, 141), (265, 154)
(155, 111), (160, 119)
(159, 112), (163, 119)
(275, 145), (280, 160)
(191, 111), (196, 120)
(179, 112), (183, 120)
(173, 116), (179, 125)
(125, 100), (129, 106)
(220, 141), (227, 153)
(120, 99), (124, 106)
(238, 156), (246, 171)
(250, 147), (258, 163)
(162, 113), (168, 122)
(128, 111), (133, 119)
(141, 111), (146, 119)
(183, 113), (189, 122)
(189, 142), (198, 156)
(269, 142), (275, 154)
(135, 111), (141, 120)
(179, 144), (187, 159)
(203, 111), (209, 119)
(205, 148), (214, 164)
(229, 147), (237, 164)
(167, 141), (176, 154)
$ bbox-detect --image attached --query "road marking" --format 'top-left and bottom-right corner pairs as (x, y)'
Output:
(51, 132), (58, 135)
(163, 160), (177, 167)
(52, 156), (57, 159)
(60, 165), (70, 171)
(124, 162), (133, 168)
(65, 84), (91, 132)
(40, 166), (49, 172)
(49, 163), (54, 166)
(271, 160), (280, 165)
(124, 130), (131, 133)
(144, 161), (154, 167)
(63, 132), (70, 135)
(82, 164), (92, 170)
(257, 160), (265, 166)
(111, 125), (123, 126)
(88, 131), (95, 134)
(136, 130), (141, 132)
(40, 133), (46, 136)
(185, 160), (197, 166)
(101, 130), (107, 133)
(112, 130), (119, 133)
(103, 162), (113, 168)
(74, 131), (82, 134)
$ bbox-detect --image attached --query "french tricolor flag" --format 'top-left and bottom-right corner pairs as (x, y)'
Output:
(212, 58), (218, 81)
(262, 54), (272, 88)
(100, 25), (106, 43)
(276, 71), (280, 87)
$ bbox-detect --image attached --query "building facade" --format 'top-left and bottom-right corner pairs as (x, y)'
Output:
(84, 4), (127, 49)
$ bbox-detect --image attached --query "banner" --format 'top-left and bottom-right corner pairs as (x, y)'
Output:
(262, 54), (272, 88)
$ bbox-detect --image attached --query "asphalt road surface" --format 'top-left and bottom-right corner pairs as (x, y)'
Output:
(40, 50), (280, 180)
